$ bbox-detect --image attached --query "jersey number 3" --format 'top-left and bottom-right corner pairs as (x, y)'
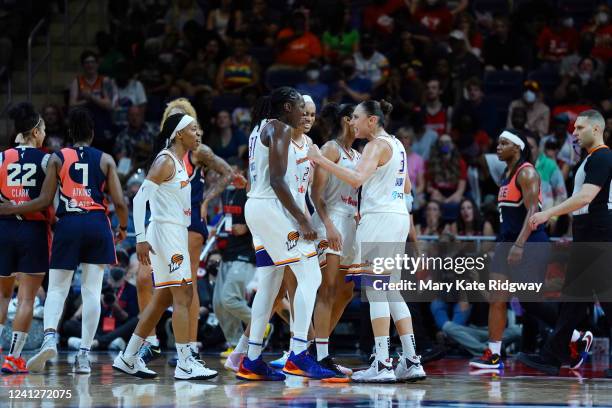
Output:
(7, 163), (36, 187)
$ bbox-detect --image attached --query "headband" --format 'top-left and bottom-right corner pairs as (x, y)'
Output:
(499, 130), (525, 151)
(15, 116), (42, 144)
(302, 95), (314, 105)
(165, 114), (195, 147)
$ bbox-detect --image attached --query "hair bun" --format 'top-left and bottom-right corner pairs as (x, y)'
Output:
(379, 100), (393, 115)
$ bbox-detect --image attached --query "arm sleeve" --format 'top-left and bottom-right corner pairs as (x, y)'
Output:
(584, 152), (612, 187)
(133, 179), (159, 243)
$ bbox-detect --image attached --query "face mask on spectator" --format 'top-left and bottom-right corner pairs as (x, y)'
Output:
(563, 17), (574, 28)
(306, 70), (320, 81)
(523, 90), (536, 104)
(597, 12), (609, 24)
(439, 144), (452, 154)
(579, 72), (591, 84)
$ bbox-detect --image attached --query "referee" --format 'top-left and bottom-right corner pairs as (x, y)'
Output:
(518, 109), (612, 376)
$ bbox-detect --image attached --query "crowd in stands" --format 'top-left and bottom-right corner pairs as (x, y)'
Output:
(3, 0), (612, 360)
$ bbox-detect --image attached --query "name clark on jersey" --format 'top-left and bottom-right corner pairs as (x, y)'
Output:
(11, 188), (30, 198)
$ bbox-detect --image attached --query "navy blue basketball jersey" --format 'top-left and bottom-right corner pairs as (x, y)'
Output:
(183, 151), (205, 205)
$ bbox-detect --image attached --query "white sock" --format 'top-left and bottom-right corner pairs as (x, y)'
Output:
(489, 341), (502, 355)
(247, 341), (263, 361)
(43, 331), (57, 347)
(291, 336), (309, 354)
(235, 335), (248, 354)
(400, 333), (417, 360)
(146, 335), (159, 347)
(189, 342), (198, 354)
(124, 334), (145, 361)
(571, 330), (581, 342)
(374, 336), (390, 362)
(9, 331), (28, 358)
(316, 338), (329, 361)
(176, 343), (192, 366)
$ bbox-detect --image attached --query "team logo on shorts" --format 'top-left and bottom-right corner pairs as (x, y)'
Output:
(169, 254), (184, 273)
(180, 180), (189, 188)
(286, 231), (300, 251)
(317, 240), (329, 256)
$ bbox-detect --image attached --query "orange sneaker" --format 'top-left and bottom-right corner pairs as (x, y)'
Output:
(2, 356), (28, 374)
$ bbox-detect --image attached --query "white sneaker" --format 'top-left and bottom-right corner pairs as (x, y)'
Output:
(26, 335), (58, 373)
(395, 355), (426, 382)
(223, 350), (244, 372)
(68, 337), (81, 350)
(109, 337), (127, 351)
(269, 351), (289, 368)
(351, 359), (396, 383)
(112, 351), (157, 379)
(335, 363), (353, 376)
(74, 352), (91, 374)
(174, 356), (218, 380)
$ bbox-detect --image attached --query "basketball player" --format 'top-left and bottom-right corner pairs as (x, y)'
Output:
(1, 108), (128, 374)
(310, 103), (359, 376)
(113, 113), (217, 380)
(307, 100), (426, 383)
(0, 103), (52, 373)
(136, 99), (242, 364)
(468, 129), (550, 370)
(236, 87), (335, 381)
(518, 110), (612, 376)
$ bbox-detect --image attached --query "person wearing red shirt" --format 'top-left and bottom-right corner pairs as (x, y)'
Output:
(363, 0), (405, 36)
(582, 6), (612, 62)
(275, 12), (322, 67)
(412, 0), (453, 38)
(423, 78), (451, 136)
(537, 16), (579, 62)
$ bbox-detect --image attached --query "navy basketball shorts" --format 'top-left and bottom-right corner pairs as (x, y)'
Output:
(188, 203), (209, 241)
(50, 212), (116, 270)
(0, 219), (50, 277)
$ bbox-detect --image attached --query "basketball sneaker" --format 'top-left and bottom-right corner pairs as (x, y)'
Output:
(220, 347), (234, 358)
(112, 351), (158, 379)
(270, 350), (289, 368)
(351, 359), (396, 383)
(175, 356), (218, 380)
(224, 350), (244, 372)
(26, 334), (57, 373)
(282, 351), (337, 379)
(569, 331), (593, 370)
(469, 348), (503, 369)
(139, 342), (162, 363)
(236, 355), (286, 381)
(395, 355), (426, 382)
(74, 352), (91, 374)
(1, 356), (28, 374)
(317, 356), (350, 383)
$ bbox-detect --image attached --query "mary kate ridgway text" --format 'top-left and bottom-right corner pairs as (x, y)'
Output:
(373, 279), (543, 293)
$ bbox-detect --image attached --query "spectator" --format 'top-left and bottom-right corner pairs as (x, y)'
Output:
(353, 32), (389, 91)
(411, 0), (453, 38)
(397, 127), (426, 210)
(363, 0), (405, 37)
(560, 32), (605, 79)
(206, 0), (243, 41)
(506, 80), (550, 137)
(536, 13), (579, 63)
(416, 200), (445, 236)
(550, 80), (594, 133)
(95, 31), (124, 78)
(526, 134), (567, 235)
(177, 38), (222, 96)
(555, 57), (606, 106)
(426, 134), (467, 220)
(433, 57), (455, 106)
(208, 110), (248, 160)
(377, 67), (421, 126)
(448, 30), (483, 103)
(216, 33), (260, 93)
(113, 60), (147, 129)
(388, 31), (422, 70)
(41, 104), (67, 151)
(540, 114), (580, 180)
(65, 267), (139, 351)
(454, 77), (497, 140)
(334, 56), (372, 104)
(410, 107), (438, 161)
(243, 0), (281, 47)
(483, 16), (523, 72)
(139, 44), (174, 99)
(275, 11), (322, 67)
(582, 5), (612, 62)
(423, 78), (451, 136)
(448, 197), (494, 236)
(232, 86), (261, 135)
(69, 50), (118, 152)
(322, 5), (359, 62)
(165, 0), (205, 35)
(114, 106), (156, 172)
(296, 62), (329, 111)
(451, 110), (490, 161)
(454, 12), (483, 58)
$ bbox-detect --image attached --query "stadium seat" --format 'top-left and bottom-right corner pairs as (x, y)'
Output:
(265, 68), (306, 89)
(483, 70), (524, 99)
(212, 93), (245, 112)
(249, 47), (276, 71)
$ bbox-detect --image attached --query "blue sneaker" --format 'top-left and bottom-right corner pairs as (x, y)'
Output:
(236, 355), (286, 381)
(270, 351), (289, 369)
(282, 351), (336, 379)
(139, 343), (162, 364)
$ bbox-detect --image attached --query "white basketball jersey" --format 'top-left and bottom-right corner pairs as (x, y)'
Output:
(287, 134), (312, 209)
(323, 140), (360, 214)
(149, 149), (191, 226)
(360, 135), (408, 216)
(247, 119), (278, 199)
